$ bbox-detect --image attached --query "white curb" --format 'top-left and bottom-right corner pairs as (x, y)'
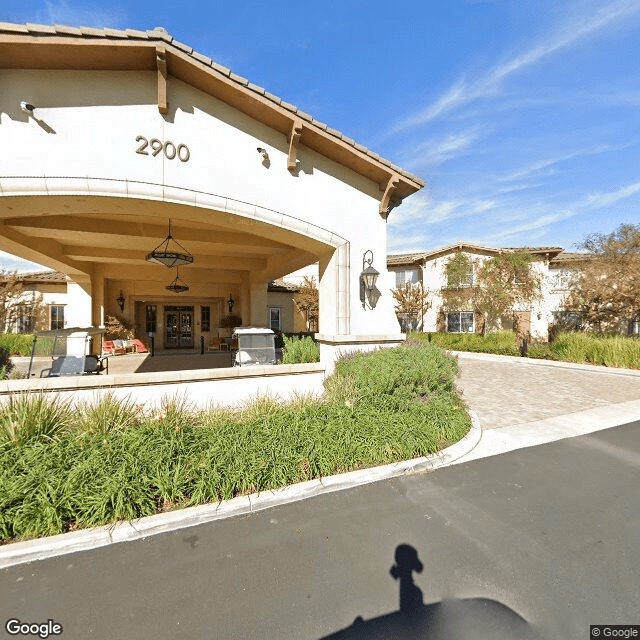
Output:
(0, 413), (481, 569)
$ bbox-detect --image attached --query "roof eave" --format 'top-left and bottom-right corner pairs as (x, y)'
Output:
(0, 26), (424, 197)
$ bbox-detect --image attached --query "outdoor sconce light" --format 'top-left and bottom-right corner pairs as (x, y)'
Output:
(360, 250), (380, 309)
(227, 293), (235, 313)
(116, 291), (125, 312)
(20, 101), (35, 115)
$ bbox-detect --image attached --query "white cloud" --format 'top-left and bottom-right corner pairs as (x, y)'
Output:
(400, 129), (483, 168)
(500, 143), (632, 182)
(0, 251), (50, 272)
(580, 180), (640, 208)
(44, 0), (124, 28)
(390, 0), (640, 133)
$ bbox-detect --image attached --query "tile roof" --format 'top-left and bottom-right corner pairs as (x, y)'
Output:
(388, 243), (565, 266)
(0, 22), (423, 190)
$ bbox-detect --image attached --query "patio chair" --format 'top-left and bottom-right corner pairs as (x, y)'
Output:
(122, 339), (136, 353)
(132, 339), (149, 353)
(102, 340), (117, 355)
(112, 339), (127, 354)
(84, 355), (109, 375)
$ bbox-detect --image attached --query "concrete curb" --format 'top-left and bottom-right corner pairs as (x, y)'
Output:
(449, 350), (640, 377)
(0, 413), (481, 569)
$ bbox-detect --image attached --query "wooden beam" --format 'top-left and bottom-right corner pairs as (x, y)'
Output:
(156, 46), (168, 115)
(0, 222), (87, 275)
(379, 173), (401, 219)
(287, 118), (304, 172)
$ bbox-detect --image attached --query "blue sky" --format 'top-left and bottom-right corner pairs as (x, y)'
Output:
(2, 0), (640, 269)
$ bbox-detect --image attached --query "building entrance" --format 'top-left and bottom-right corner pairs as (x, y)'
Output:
(164, 306), (194, 348)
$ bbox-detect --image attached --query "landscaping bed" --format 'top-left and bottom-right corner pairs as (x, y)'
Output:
(0, 342), (470, 543)
(412, 330), (640, 369)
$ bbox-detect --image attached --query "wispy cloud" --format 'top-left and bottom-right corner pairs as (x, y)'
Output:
(43, 0), (124, 28)
(390, 0), (640, 133)
(500, 143), (625, 182)
(399, 128), (484, 168)
(580, 180), (640, 208)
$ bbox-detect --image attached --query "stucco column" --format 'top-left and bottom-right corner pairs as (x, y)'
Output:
(89, 265), (105, 356)
(249, 281), (268, 327)
(90, 264), (105, 329)
(240, 274), (251, 326)
(317, 243), (349, 337)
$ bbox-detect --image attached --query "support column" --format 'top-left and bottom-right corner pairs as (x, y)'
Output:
(240, 274), (251, 326)
(249, 281), (268, 327)
(89, 265), (105, 356)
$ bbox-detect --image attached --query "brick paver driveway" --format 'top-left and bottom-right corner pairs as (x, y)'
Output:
(454, 353), (640, 430)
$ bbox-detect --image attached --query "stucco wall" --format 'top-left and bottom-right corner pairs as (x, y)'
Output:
(0, 69), (400, 341)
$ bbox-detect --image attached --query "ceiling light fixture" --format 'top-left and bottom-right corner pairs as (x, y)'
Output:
(146, 219), (194, 268)
(165, 267), (190, 294)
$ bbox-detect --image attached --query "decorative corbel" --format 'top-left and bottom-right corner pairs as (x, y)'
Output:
(156, 46), (168, 115)
(287, 118), (304, 172)
(379, 173), (401, 219)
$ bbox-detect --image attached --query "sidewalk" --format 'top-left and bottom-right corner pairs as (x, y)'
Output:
(452, 350), (640, 462)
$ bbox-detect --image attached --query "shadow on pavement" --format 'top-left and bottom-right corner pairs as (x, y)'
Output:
(320, 544), (543, 640)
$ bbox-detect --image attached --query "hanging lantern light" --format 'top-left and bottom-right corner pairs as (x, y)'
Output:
(165, 267), (190, 294)
(146, 219), (194, 268)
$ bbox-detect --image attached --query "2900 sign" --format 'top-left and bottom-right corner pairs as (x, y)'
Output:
(135, 136), (190, 162)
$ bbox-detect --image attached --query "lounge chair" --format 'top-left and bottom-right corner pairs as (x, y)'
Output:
(102, 340), (117, 355)
(132, 339), (149, 353)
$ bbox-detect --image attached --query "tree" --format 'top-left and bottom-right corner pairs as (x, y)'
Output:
(391, 282), (430, 333)
(293, 276), (319, 332)
(564, 223), (640, 333)
(0, 271), (47, 333)
(443, 251), (542, 337)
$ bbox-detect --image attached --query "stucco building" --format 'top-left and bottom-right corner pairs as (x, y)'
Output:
(388, 243), (574, 341)
(0, 23), (423, 370)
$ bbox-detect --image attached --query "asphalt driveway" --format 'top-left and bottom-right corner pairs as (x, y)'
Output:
(2, 420), (639, 640)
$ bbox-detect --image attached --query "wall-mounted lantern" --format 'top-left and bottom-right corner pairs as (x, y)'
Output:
(227, 293), (235, 313)
(116, 291), (125, 312)
(360, 250), (380, 310)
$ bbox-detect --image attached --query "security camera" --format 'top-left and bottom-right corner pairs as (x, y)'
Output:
(20, 101), (35, 115)
(256, 147), (268, 159)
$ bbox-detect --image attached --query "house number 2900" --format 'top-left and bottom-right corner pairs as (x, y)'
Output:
(135, 136), (190, 162)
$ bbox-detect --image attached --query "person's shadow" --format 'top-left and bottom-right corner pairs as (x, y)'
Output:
(320, 544), (544, 640)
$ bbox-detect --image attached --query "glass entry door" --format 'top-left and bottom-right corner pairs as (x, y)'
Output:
(164, 306), (194, 348)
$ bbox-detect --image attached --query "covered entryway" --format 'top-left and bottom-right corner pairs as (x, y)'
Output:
(0, 23), (424, 374)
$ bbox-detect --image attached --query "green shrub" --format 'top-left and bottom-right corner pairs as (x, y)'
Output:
(412, 330), (519, 356)
(0, 344), (470, 541)
(282, 335), (320, 364)
(550, 332), (640, 368)
(0, 334), (59, 357)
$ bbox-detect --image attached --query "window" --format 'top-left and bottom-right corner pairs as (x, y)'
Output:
(447, 311), (474, 333)
(552, 311), (582, 331)
(145, 305), (157, 333)
(268, 307), (281, 331)
(14, 305), (33, 333)
(514, 266), (529, 284)
(201, 306), (210, 332)
(447, 268), (473, 288)
(50, 305), (64, 331)
(395, 269), (419, 288)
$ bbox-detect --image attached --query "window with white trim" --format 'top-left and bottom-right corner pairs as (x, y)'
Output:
(268, 307), (282, 331)
(447, 311), (474, 333)
(395, 268), (419, 288)
(50, 305), (64, 331)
